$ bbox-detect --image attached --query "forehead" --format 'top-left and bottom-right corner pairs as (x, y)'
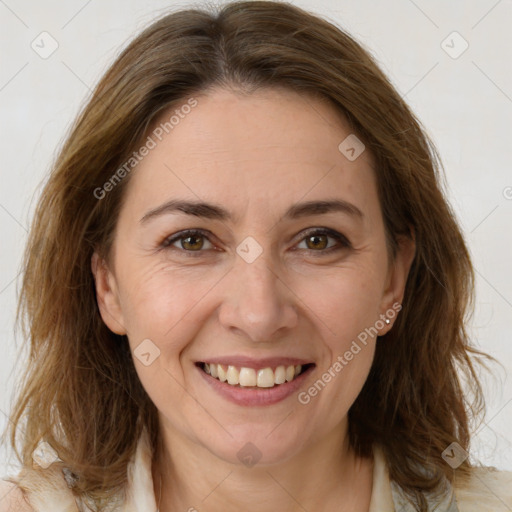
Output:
(122, 86), (379, 223)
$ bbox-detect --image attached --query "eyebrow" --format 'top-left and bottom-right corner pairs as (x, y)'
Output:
(140, 198), (364, 224)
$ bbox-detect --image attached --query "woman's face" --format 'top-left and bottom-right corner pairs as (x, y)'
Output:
(93, 86), (414, 466)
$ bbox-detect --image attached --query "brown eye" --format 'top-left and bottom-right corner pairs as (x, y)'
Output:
(296, 228), (351, 254)
(162, 229), (214, 255)
(305, 233), (329, 250)
(181, 234), (205, 251)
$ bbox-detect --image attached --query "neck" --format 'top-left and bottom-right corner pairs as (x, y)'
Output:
(152, 419), (374, 512)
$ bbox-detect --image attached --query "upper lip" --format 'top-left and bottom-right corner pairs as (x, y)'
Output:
(197, 356), (314, 369)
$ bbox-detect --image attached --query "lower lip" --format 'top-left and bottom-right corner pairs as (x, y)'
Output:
(196, 364), (315, 406)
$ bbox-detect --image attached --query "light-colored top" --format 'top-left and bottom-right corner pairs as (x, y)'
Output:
(1, 429), (511, 511)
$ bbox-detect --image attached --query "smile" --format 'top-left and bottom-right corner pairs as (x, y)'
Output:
(200, 362), (315, 388)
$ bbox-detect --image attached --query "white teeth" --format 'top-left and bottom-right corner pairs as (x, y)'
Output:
(217, 364), (227, 382)
(257, 368), (275, 388)
(274, 365), (286, 384)
(239, 367), (257, 387)
(226, 365), (239, 385)
(202, 362), (306, 388)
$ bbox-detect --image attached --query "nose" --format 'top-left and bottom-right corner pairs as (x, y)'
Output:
(217, 250), (299, 343)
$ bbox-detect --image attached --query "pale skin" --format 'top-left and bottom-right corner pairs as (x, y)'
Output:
(92, 87), (415, 512)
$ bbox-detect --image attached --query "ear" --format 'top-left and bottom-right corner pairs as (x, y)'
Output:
(378, 231), (416, 333)
(91, 252), (127, 335)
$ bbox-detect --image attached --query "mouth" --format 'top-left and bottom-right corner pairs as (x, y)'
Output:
(195, 361), (316, 388)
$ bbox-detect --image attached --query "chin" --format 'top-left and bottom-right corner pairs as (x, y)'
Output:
(199, 424), (306, 468)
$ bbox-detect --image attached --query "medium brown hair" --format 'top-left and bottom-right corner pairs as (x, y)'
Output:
(3, 1), (496, 510)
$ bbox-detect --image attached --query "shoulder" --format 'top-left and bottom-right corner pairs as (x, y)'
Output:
(0, 465), (80, 512)
(0, 480), (34, 512)
(453, 465), (512, 511)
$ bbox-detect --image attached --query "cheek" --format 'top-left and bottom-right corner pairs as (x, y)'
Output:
(295, 262), (382, 405)
(114, 262), (219, 409)
(318, 343), (375, 424)
(117, 263), (210, 430)
(299, 272), (378, 423)
(299, 262), (385, 344)
(117, 261), (213, 341)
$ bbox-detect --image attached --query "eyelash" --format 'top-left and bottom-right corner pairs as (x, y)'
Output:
(161, 228), (352, 257)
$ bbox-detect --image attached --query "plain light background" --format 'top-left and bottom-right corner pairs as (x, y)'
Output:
(0, 0), (511, 479)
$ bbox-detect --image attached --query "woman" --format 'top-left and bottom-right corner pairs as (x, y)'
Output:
(1, 1), (511, 511)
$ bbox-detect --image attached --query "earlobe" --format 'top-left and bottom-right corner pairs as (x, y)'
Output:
(91, 252), (127, 335)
